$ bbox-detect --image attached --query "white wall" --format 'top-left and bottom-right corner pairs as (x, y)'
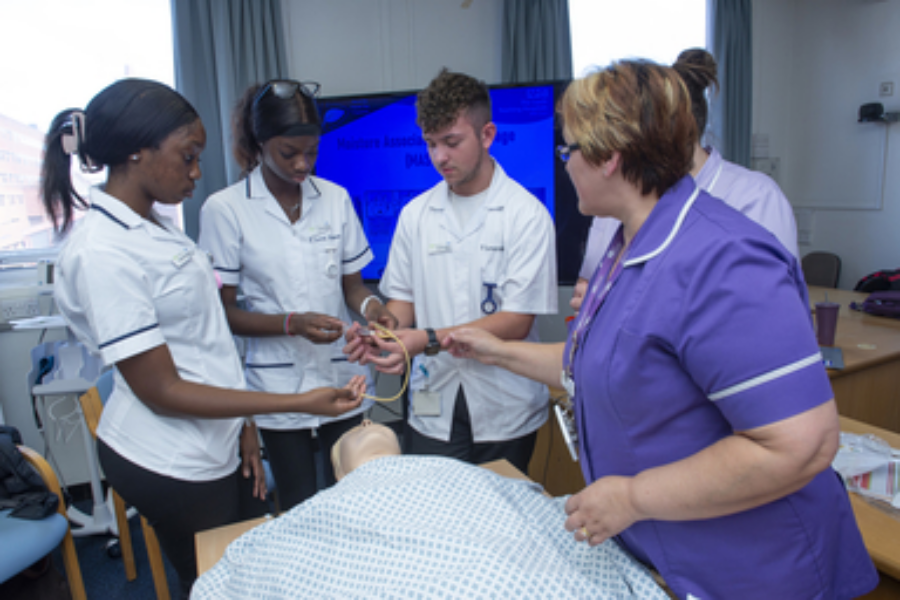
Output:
(754, 0), (900, 289)
(281, 0), (504, 95)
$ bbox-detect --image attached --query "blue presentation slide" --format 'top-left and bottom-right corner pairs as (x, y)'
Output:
(316, 84), (556, 280)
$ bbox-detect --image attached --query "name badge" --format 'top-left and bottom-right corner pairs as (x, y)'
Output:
(428, 242), (452, 256)
(171, 247), (194, 269)
(554, 403), (579, 462)
(412, 390), (441, 417)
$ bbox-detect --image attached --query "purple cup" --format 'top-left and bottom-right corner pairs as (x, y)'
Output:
(815, 302), (840, 347)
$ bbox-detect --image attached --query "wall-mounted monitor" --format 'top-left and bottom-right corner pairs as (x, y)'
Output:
(315, 81), (590, 285)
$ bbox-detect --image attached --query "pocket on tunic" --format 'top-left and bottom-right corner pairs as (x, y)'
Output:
(245, 361), (301, 394)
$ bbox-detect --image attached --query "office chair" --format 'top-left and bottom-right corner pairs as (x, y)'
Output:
(802, 251), (841, 288)
(0, 445), (87, 600)
(78, 371), (172, 600)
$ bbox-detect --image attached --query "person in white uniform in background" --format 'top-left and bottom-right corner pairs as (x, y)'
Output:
(571, 48), (799, 311)
(345, 69), (557, 473)
(199, 80), (398, 511)
(41, 79), (366, 599)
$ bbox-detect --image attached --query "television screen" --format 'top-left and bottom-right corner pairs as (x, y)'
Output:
(315, 82), (590, 284)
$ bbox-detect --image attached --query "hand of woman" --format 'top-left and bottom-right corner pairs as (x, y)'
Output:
(570, 278), (588, 313)
(298, 375), (367, 416)
(564, 475), (641, 547)
(290, 312), (344, 343)
(239, 420), (268, 501)
(343, 374), (368, 399)
(443, 327), (504, 365)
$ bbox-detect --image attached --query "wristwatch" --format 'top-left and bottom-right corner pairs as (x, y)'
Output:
(423, 328), (441, 356)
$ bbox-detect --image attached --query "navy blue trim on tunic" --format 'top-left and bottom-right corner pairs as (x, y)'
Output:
(99, 323), (159, 349)
(343, 246), (370, 264)
(90, 205), (130, 229)
(214, 266), (241, 273)
(245, 363), (294, 369)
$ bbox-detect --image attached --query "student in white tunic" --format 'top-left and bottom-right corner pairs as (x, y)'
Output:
(198, 80), (398, 510)
(40, 79), (365, 599)
(345, 69), (557, 472)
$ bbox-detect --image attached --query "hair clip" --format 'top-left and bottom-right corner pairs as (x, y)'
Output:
(61, 111), (86, 156)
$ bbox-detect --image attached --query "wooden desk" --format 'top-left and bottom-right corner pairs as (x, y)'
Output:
(808, 286), (900, 433)
(196, 459), (533, 576)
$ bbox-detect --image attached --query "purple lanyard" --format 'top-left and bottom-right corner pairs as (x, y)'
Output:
(565, 227), (629, 379)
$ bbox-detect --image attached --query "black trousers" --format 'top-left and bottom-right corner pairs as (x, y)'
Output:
(97, 439), (267, 600)
(259, 414), (363, 511)
(403, 386), (538, 473)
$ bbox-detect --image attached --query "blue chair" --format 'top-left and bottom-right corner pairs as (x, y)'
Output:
(0, 445), (87, 600)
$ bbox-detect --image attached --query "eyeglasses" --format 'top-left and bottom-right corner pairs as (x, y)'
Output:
(252, 80), (321, 110)
(556, 143), (581, 163)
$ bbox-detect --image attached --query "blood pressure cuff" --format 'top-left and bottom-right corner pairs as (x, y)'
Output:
(0, 425), (59, 520)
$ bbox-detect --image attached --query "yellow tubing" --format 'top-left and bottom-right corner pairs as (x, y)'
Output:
(359, 323), (410, 403)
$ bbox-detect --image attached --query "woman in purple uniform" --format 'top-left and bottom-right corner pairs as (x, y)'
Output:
(444, 60), (876, 599)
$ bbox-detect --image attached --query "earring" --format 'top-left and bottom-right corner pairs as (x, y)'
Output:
(130, 154), (140, 162)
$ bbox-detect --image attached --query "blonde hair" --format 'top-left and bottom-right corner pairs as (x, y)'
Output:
(558, 60), (697, 197)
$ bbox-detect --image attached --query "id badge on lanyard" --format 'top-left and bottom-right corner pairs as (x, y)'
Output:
(412, 361), (441, 417)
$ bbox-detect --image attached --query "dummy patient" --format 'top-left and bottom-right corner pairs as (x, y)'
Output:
(191, 421), (668, 599)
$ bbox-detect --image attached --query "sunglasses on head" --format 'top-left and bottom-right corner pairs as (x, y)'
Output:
(252, 80), (321, 110)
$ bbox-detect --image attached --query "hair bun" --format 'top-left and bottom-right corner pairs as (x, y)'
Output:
(674, 48), (718, 93)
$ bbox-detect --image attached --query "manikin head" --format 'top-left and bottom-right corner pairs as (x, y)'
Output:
(331, 420), (402, 481)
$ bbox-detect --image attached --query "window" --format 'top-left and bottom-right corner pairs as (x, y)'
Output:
(569, 0), (707, 77)
(0, 0), (174, 257)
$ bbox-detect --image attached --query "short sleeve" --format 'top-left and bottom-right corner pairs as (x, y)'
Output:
(678, 238), (832, 431)
(378, 205), (415, 303)
(500, 203), (558, 315)
(338, 189), (373, 275)
(61, 245), (165, 366)
(198, 196), (243, 287)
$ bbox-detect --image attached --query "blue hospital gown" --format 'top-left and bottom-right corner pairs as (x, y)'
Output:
(192, 456), (668, 599)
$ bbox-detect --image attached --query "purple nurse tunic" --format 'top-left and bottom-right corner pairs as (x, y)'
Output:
(565, 176), (877, 599)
